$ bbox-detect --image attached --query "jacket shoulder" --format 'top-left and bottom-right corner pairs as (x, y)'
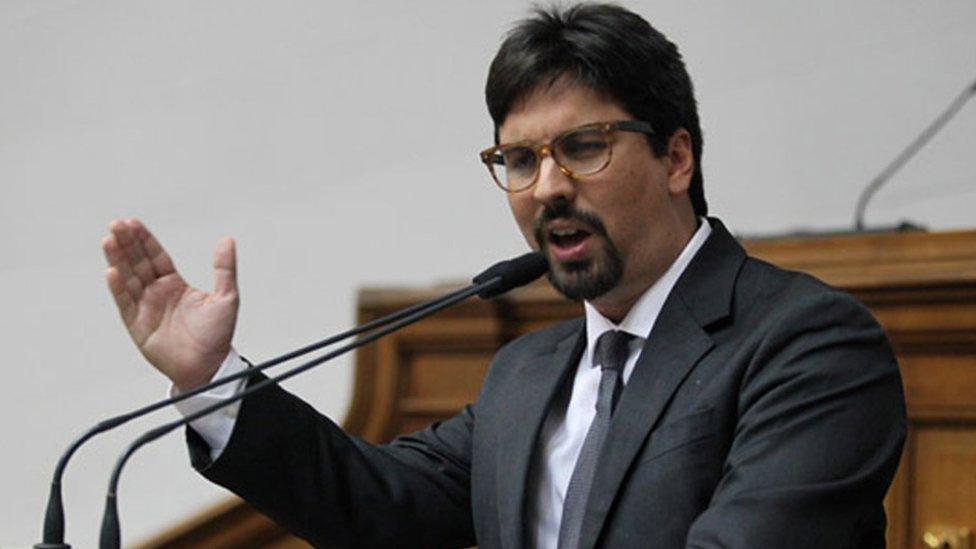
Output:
(737, 255), (876, 320)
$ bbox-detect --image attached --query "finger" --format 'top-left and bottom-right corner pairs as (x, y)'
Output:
(123, 217), (163, 281)
(130, 219), (177, 277)
(106, 266), (137, 326)
(109, 219), (154, 285)
(110, 218), (156, 286)
(212, 237), (238, 296)
(102, 233), (144, 302)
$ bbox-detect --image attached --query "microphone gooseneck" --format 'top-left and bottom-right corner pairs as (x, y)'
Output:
(853, 75), (976, 231)
(97, 252), (547, 548)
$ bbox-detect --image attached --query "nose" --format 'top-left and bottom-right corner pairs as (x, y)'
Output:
(532, 153), (577, 206)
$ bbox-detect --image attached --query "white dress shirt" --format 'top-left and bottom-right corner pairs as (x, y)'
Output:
(173, 219), (713, 547)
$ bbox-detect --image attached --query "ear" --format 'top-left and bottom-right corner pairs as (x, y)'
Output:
(665, 128), (694, 196)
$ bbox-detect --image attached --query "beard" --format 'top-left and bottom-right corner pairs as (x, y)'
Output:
(533, 203), (623, 301)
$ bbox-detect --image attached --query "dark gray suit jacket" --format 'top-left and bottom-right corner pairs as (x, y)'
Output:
(189, 219), (906, 548)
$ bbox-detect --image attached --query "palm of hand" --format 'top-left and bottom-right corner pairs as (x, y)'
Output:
(103, 219), (239, 390)
(137, 274), (237, 389)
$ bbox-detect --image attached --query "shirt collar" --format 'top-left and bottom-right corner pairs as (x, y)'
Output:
(583, 218), (712, 367)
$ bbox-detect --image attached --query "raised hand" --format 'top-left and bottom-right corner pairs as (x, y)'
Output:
(102, 219), (239, 391)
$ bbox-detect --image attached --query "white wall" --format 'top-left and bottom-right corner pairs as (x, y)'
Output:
(1, 1), (973, 546)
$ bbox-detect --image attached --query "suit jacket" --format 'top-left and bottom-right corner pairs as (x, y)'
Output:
(189, 218), (906, 548)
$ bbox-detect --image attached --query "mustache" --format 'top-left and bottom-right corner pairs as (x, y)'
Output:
(532, 203), (610, 247)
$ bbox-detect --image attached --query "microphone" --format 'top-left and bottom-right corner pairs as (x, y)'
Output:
(474, 251), (548, 298)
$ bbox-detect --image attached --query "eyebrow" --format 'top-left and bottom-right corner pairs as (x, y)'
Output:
(499, 121), (604, 146)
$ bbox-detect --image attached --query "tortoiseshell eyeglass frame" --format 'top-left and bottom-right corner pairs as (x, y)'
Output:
(478, 120), (655, 192)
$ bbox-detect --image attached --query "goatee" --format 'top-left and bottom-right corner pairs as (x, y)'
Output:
(533, 203), (623, 301)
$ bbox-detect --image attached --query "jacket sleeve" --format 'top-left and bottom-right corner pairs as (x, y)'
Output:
(187, 371), (477, 548)
(685, 288), (906, 548)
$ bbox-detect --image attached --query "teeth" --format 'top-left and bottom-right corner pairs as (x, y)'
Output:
(552, 229), (579, 237)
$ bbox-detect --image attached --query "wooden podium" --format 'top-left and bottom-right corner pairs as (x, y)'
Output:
(141, 228), (976, 549)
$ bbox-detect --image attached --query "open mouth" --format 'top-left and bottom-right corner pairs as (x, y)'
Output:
(549, 227), (592, 249)
(545, 224), (594, 263)
(533, 206), (608, 266)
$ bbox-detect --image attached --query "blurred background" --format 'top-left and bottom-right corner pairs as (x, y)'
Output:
(1, 1), (973, 546)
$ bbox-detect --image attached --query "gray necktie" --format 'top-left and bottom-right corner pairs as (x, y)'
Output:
(557, 330), (634, 549)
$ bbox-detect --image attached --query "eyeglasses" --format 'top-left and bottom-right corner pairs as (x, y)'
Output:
(479, 120), (655, 192)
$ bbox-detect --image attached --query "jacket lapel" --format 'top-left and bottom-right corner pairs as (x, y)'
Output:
(496, 320), (586, 549)
(575, 219), (746, 549)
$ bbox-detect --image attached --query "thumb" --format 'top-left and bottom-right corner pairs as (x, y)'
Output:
(212, 237), (238, 296)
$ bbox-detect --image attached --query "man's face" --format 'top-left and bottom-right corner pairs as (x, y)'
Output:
(499, 80), (694, 319)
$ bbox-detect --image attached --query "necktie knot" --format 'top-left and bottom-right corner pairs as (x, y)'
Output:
(594, 330), (633, 374)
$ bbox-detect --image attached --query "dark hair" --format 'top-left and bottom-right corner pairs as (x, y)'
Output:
(485, 3), (707, 216)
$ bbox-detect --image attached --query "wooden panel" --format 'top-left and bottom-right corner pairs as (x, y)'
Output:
(403, 352), (491, 401)
(886, 435), (912, 548)
(901, 354), (976, 420)
(742, 228), (976, 289)
(911, 425), (976, 545)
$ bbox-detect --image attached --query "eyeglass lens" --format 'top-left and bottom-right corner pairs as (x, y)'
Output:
(494, 127), (610, 190)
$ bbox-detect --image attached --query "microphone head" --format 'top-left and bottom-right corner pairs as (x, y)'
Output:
(472, 251), (549, 299)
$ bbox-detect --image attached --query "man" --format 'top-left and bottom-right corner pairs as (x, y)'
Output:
(102, 4), (905, 548)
